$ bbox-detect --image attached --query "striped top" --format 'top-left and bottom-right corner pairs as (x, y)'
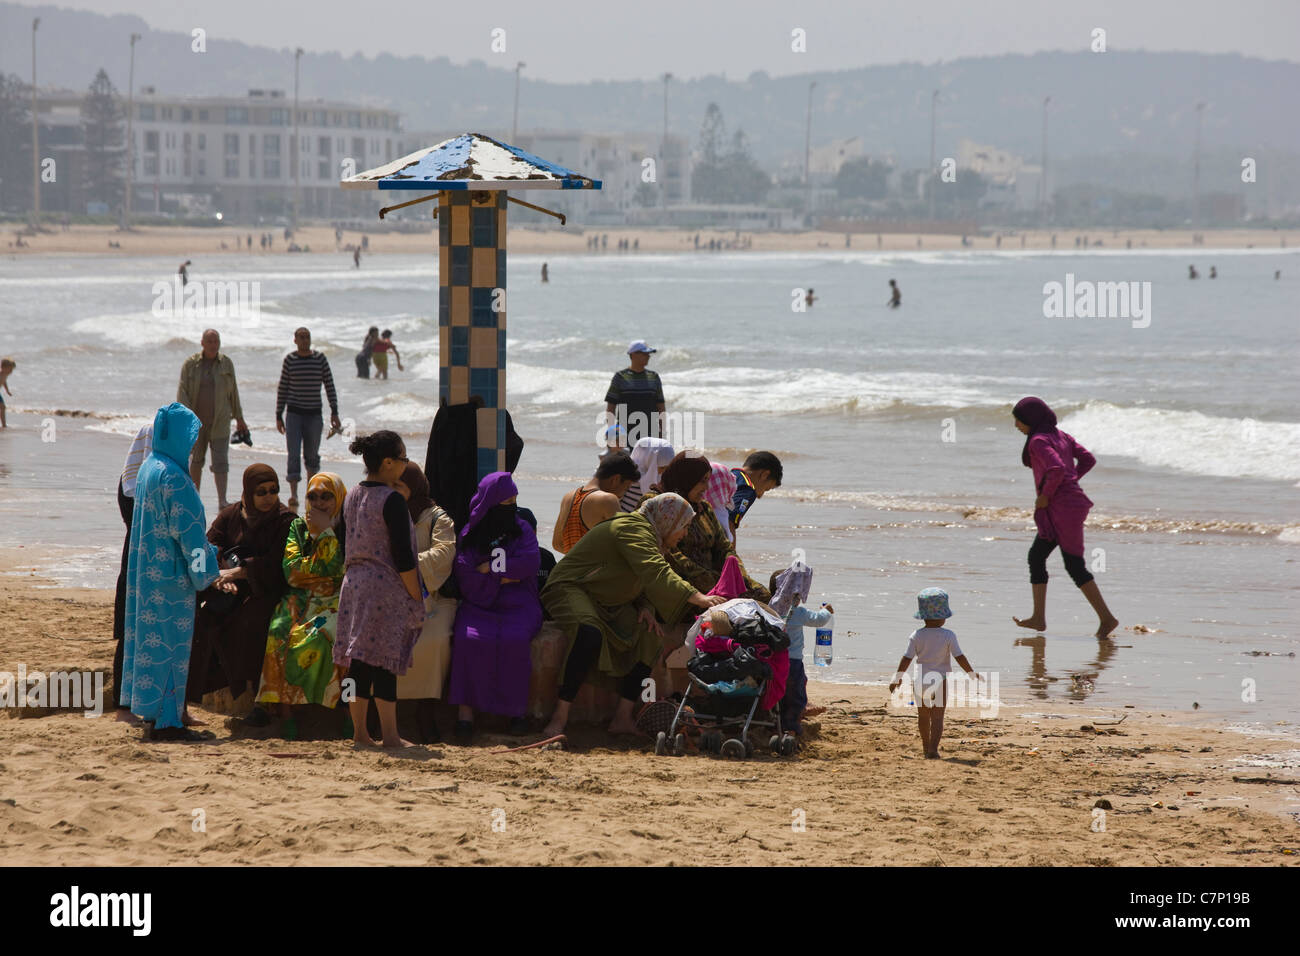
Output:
(120, 423), (154, 498)
(560, 487), (593, 552)
(619, 481), (643, 513)
(276, 350), (339, 418)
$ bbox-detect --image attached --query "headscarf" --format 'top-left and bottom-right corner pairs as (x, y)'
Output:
(1013, 396), (1059, 468)
(638, 492), (696, 552)
(703, 462), (737, 511)
(657, 451), (711, 504)
(305, 472), (347, 527)
(399, 461), (433, 524)
(241, 463), (281, 526)
(461, 471), (522, 555)
(630, 437), (675, 494)
(769, 561), (813, 618)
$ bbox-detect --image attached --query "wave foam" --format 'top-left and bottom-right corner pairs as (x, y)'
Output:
(1061, 402), (1300, 483)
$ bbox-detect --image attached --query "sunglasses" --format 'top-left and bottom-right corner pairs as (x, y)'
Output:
(305, 491), (334, 502)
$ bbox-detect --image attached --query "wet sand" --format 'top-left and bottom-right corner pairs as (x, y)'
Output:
(1, 576), (1297, 866)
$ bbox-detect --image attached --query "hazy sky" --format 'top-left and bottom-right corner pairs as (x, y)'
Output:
(22, 0), (1300, 82)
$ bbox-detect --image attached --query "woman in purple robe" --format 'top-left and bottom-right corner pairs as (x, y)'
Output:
(1011, 397), (1118, 638)
(448, 471), (543, 743)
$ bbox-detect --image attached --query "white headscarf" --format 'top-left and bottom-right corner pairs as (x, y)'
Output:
(630, 437), (675, 493)
(769, 560), (813, 618)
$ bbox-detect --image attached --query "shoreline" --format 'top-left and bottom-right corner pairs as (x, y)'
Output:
(1, 574), (1297, 865)
(4, 223), (1299, 258)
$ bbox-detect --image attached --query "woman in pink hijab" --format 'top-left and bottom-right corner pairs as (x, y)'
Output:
(1011, 397), (1118, 638)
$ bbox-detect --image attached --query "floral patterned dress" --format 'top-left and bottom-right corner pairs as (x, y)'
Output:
(255, 517), (347, 707)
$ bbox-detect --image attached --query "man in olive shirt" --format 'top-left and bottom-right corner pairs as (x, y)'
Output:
(177, 328), (247, 508)
(604, 340), (666, 447)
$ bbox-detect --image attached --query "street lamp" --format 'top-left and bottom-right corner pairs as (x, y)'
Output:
(928, 88), (939, 222)
(123, 32), (141, 229)
(661, 72), (672, 207)
(805, 80), (817, 222)
(1192, 102), (1206, 229)
(1040, 95), (1051, 224)
(31, 17), (39, 226)
(293, 46), (303, 230)
(511, 61), (525, 141)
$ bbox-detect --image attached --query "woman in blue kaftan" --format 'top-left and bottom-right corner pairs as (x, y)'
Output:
(121, 403), (221, 740)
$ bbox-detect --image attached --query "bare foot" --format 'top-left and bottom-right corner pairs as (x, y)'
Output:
(541, 720), (566, 738)
(353, 735), (380, 749)
(382, 737), (417, 749)
(607, 718), (640, 736)
(803, 705), (827, 718)
(1095, 616), (1119, 639)
(1013, 615), (1046, 631)
(924, 751), (940, 759)
(182, 711), (207, 727)
(114, 708), (142, 725)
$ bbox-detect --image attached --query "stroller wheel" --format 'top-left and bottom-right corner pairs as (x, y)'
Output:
(769, 734), (782, 753)
(654, 731), (668, 756)
(673, 733), (686, 756)
(780, 734), (798, 756)
(744, 739), (755, 758)
(721, 738), (745, 759)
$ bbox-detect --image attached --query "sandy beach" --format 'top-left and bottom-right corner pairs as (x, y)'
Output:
(2, 571), (1297, 867)
(4, 223), (1297, 259)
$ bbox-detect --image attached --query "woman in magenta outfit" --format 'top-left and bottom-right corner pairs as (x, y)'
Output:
(1011, 397), (1118, 638)
(447, 471), (543, 744)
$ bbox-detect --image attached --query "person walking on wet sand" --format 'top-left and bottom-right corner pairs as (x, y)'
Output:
(888, 279), (901, 308)
(179, 259), (192, 287)
(541, 262), (549, 283)
(177, 330), (247, 509)
(1010, 396), (1118, 638)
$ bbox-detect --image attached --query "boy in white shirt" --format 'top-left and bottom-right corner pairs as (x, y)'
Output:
(888, 588), (981, 759)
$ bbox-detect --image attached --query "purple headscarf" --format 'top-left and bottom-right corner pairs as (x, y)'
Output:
(1013, 396), (1059, 468)
(461, 471), (522, 554)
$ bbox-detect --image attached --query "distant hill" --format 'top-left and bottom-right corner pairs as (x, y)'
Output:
(3, 1), (1297, 203)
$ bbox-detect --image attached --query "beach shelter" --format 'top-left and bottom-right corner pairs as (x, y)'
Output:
(342, 133), (601, 484)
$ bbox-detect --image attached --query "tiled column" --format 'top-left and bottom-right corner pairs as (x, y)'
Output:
(438, 190), (508, 479)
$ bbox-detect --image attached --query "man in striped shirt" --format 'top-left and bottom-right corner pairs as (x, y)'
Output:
(276, 327), (342, 508)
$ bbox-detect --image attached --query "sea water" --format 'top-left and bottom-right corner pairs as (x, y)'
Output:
(0, 247), (1296, 732)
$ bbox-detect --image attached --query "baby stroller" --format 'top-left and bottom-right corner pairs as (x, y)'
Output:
(654, 598), (799, 759)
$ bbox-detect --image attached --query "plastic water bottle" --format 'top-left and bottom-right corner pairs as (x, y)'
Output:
(814, 605), (833, 667)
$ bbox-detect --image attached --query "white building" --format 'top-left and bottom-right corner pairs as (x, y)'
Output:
(33, 86), (403, 221)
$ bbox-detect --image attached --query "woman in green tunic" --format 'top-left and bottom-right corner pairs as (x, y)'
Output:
(252, 472), (349, 738)
(541, 493), (726, 736)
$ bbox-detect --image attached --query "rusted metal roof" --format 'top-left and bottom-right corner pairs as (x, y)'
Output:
(341, 132), (601, 191)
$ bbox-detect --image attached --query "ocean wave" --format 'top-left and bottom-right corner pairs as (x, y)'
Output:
(781, 488), (1299, 539)
(1060, 401), (1300, 483)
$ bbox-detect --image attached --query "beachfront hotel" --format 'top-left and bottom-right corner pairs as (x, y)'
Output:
(28, 86), (403, 222)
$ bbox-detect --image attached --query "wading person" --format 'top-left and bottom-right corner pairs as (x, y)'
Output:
(1010, 396), (1118, 638)
(605, 340), (666, 445)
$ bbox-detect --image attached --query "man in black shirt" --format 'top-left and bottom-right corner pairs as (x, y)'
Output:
(604, 340), (666, 447)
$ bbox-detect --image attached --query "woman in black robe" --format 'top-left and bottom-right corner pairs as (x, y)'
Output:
(187, 464), (296, 704)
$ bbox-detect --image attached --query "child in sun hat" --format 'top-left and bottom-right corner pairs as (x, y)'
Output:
(888, 588), (981, 759)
